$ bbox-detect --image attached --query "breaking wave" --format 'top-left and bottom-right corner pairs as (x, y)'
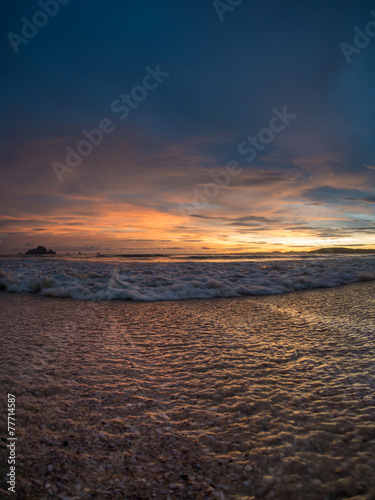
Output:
(0, 257), (374, 301)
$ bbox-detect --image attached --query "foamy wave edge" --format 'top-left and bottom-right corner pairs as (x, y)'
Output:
(1, 258), (375, 301)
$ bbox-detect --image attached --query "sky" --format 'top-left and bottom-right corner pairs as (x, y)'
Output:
(1, 0), (375, 254)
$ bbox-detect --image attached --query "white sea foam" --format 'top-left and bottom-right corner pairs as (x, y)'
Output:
(0, 257), (374, 301)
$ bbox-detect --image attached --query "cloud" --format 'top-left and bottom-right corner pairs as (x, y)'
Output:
(191, 214), (277, 224)
(234, 215), (277, 223)
(228, 222), (261, 227)
(304, 186), (375, 205)
(340, 194), (375, 203)
(226, 176), (289, 188)
(362, 195), (375, 203)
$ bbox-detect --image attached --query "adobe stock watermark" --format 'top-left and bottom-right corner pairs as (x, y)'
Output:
(7, 0), (71, 54)
(237, 106), (296, 162)
(7, 394), (17, 494)
(179, 106), (296, 220)
(52, 65), (170, 182)
(213, 0), (245, 22)
(340, 10), (375, 63)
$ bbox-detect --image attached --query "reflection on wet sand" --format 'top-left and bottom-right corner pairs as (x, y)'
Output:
(0, 281), (374, 499)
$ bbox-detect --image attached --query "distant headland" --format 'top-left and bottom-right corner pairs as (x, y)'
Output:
(310, 247), (375, 254)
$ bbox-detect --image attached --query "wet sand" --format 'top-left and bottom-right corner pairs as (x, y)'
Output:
(1, 282), (375, 499)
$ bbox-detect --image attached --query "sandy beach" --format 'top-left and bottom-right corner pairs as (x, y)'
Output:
(1, 281), (375, 499)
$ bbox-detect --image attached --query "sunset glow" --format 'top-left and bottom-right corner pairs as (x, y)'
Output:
(1, 2), (375, 255)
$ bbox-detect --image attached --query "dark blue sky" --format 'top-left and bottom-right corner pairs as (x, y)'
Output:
(1, 0), (375, 252)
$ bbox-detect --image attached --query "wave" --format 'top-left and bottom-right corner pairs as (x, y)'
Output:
(0, 257), (374, 301)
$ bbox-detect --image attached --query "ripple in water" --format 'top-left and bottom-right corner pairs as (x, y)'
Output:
(0, 281), (374, 499)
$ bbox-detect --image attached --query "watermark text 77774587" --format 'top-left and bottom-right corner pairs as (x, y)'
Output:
(7, 393), (17, 494)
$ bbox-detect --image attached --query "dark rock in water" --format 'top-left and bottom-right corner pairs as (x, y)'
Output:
(25, 245), (56, 255)
(25, 245), (47, 255)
